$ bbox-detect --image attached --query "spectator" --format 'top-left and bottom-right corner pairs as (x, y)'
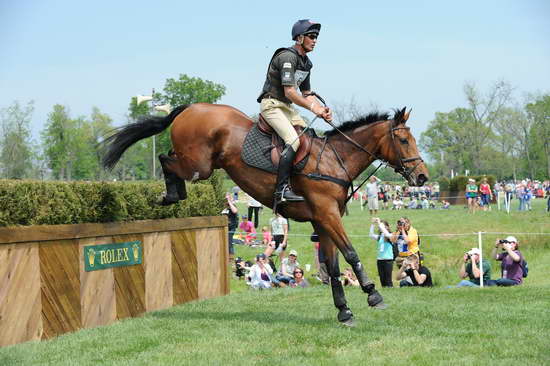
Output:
(341, 268), (360, 287)
(369, 218), (394, 287)
(395, 254), (433, 287)
(261, 226), (272, 247)
(247, 195), (262, 228)
(466, 178), (478, 214)
(311, 232), (329, 284)
(392, 195), (404, 210)
(221, 193), (238, 262)
(235, 257), (253, 281)
(432, 182), (440, 201)
(265, 213), (289, 260)
(452, 248), (492, 287)
(390, 217), (420, 268)
(490, 236), (525, 286)
(290, 267), (310, 288)
(479, 178), (493, 211)
(248, 253), (277, 289)
(276, 249), (300, 284)
(407, 197), (418, 209)
(231, 185), (240, 201)
(239, 215), (257, 246)
(420, 196), (429, 209)
(365, 176), (381, 215)
(441, 200), (450, 209)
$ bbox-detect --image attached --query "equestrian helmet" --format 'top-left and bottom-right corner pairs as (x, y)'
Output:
(292, 19), (321, 40)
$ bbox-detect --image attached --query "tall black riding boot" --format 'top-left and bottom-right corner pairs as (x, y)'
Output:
(274, 145), (304, 204)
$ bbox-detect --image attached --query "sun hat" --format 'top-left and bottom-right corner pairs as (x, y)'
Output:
(467, 248), (481, 256)
(289, 249), (298, 256)
(505, 236), (518, 243)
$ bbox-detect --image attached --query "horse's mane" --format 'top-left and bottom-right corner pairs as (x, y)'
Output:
(324, 108), (405, 137)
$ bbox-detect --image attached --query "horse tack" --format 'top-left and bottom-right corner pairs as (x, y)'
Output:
(257, 114), (313, 166)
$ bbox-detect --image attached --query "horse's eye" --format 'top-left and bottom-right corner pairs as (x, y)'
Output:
(400, 138), (409, 145)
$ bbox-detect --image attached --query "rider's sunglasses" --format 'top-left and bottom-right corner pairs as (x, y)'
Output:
(304, 33), (318, 40)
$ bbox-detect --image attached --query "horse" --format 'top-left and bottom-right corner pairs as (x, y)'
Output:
(102, 103), (429, 326)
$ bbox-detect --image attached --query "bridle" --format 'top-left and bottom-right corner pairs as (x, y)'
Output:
(306, 92), (423, 185)
(388, 125), (424, 181)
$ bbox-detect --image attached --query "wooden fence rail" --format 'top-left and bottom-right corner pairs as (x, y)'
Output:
(0, 216), (229, 347)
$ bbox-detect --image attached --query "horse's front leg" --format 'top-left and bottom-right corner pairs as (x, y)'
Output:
(313, 223), (354, 326)
(314, 208), (386, 310)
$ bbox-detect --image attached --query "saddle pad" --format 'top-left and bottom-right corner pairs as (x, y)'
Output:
(241, 124), (308, 174)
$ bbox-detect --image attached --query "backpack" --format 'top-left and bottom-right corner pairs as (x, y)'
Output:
(520, 259), (528, 278)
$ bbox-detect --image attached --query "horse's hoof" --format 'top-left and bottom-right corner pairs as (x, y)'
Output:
(372, 301), (388, 310)
(367, 290), (386, 309)
(340, 317), (356, 327)
(157, 195), (178, 206)
(337, 308), (354, 325)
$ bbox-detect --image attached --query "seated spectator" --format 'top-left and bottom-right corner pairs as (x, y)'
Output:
(239, 215), (256, 246)
(441, 200), (450, 209)
(235, 257), (252, 281)
(248, 254), (277, 289)
(490, 236), (525, 286)
(311, 232), (329, 285)
(276, 250), (300, 284)
(261, 226), (272, 247)
(452, 248), (492, 287)
(341, 268), (360, 287)
(395, 254), (433, 287)
(392, 195), (404, 210)
(420, 196), (429, 209)
(407, 198), (418, 209)
(290, 268), (310, 288)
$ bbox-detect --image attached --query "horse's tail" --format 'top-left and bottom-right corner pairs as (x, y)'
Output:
(101, 105), (189, 170)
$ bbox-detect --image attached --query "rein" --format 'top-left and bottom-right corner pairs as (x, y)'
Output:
(302, 93), (423, 202)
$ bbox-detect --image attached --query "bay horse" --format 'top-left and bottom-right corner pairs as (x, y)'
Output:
(102, 103), (429, 326)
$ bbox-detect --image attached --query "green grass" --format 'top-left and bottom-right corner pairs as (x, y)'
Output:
(1, 198), (549, 365)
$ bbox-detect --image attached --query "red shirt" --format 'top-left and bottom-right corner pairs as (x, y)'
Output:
(480, 183), (492, 195)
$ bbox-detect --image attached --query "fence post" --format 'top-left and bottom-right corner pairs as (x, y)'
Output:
(478, 231), (484, 288)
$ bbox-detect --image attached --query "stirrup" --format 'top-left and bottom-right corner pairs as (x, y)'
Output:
(277, 185), (304, 203)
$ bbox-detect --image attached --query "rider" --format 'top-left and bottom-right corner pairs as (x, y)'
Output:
(258, 19), (333, 205)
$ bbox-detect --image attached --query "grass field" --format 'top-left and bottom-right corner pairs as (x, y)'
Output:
(1, 197), (549, 365)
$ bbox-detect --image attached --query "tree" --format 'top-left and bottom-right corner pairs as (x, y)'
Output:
(42, 105), (72, 180)
(0, 101), (35, 179)
(525, 94), (550, 179)
(119, 74), (227, 181)
(463, 80), (513, 172)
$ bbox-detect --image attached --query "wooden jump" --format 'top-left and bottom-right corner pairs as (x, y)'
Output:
(0, 216), (229, 347)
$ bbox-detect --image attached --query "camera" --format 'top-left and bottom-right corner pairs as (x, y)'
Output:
(498, 239), (508, 244)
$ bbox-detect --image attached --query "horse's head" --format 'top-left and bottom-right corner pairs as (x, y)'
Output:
(383, 107), (429, 186)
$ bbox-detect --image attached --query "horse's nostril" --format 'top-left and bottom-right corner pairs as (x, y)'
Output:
(418, 174), (427, 185)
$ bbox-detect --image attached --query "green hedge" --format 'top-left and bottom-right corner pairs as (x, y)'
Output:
(0, 179), (224, 227)
(449, 175), (496, 192)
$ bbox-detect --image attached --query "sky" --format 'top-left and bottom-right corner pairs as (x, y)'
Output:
(1, 0), (549, 141)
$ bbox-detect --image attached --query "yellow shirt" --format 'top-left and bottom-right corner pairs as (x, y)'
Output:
(398, 226), (419, 257)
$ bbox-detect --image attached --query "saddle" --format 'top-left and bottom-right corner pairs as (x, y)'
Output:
(257, 114), (313, 167)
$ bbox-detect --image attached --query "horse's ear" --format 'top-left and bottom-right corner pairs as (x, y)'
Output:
(403, 108), (412, 123)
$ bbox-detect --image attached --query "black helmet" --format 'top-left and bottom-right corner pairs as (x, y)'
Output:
(291, 19), (321, 40)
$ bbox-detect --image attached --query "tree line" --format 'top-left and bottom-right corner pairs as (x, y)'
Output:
(0, 74), (225, 181)
(419, 81), (550, 181)
(1, 77), (548, 182)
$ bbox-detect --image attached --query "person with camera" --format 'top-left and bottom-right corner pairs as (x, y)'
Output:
(248, 253), (278, 289)
(369, 217), (395, 287)
(395, 254), (433, 287)
(491, 236), (525, 286)
(221, 193), (239, 263)
(391, 217), (419, 269)
(453, 248), (492, 287)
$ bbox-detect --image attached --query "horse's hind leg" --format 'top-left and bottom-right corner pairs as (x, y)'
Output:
(158, 151), (187, 205)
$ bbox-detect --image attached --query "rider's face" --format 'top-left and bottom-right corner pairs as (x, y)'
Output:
(301, 33), (317, 52)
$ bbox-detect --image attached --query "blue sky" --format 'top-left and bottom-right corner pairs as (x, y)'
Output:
(1, 0), (549, 140)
